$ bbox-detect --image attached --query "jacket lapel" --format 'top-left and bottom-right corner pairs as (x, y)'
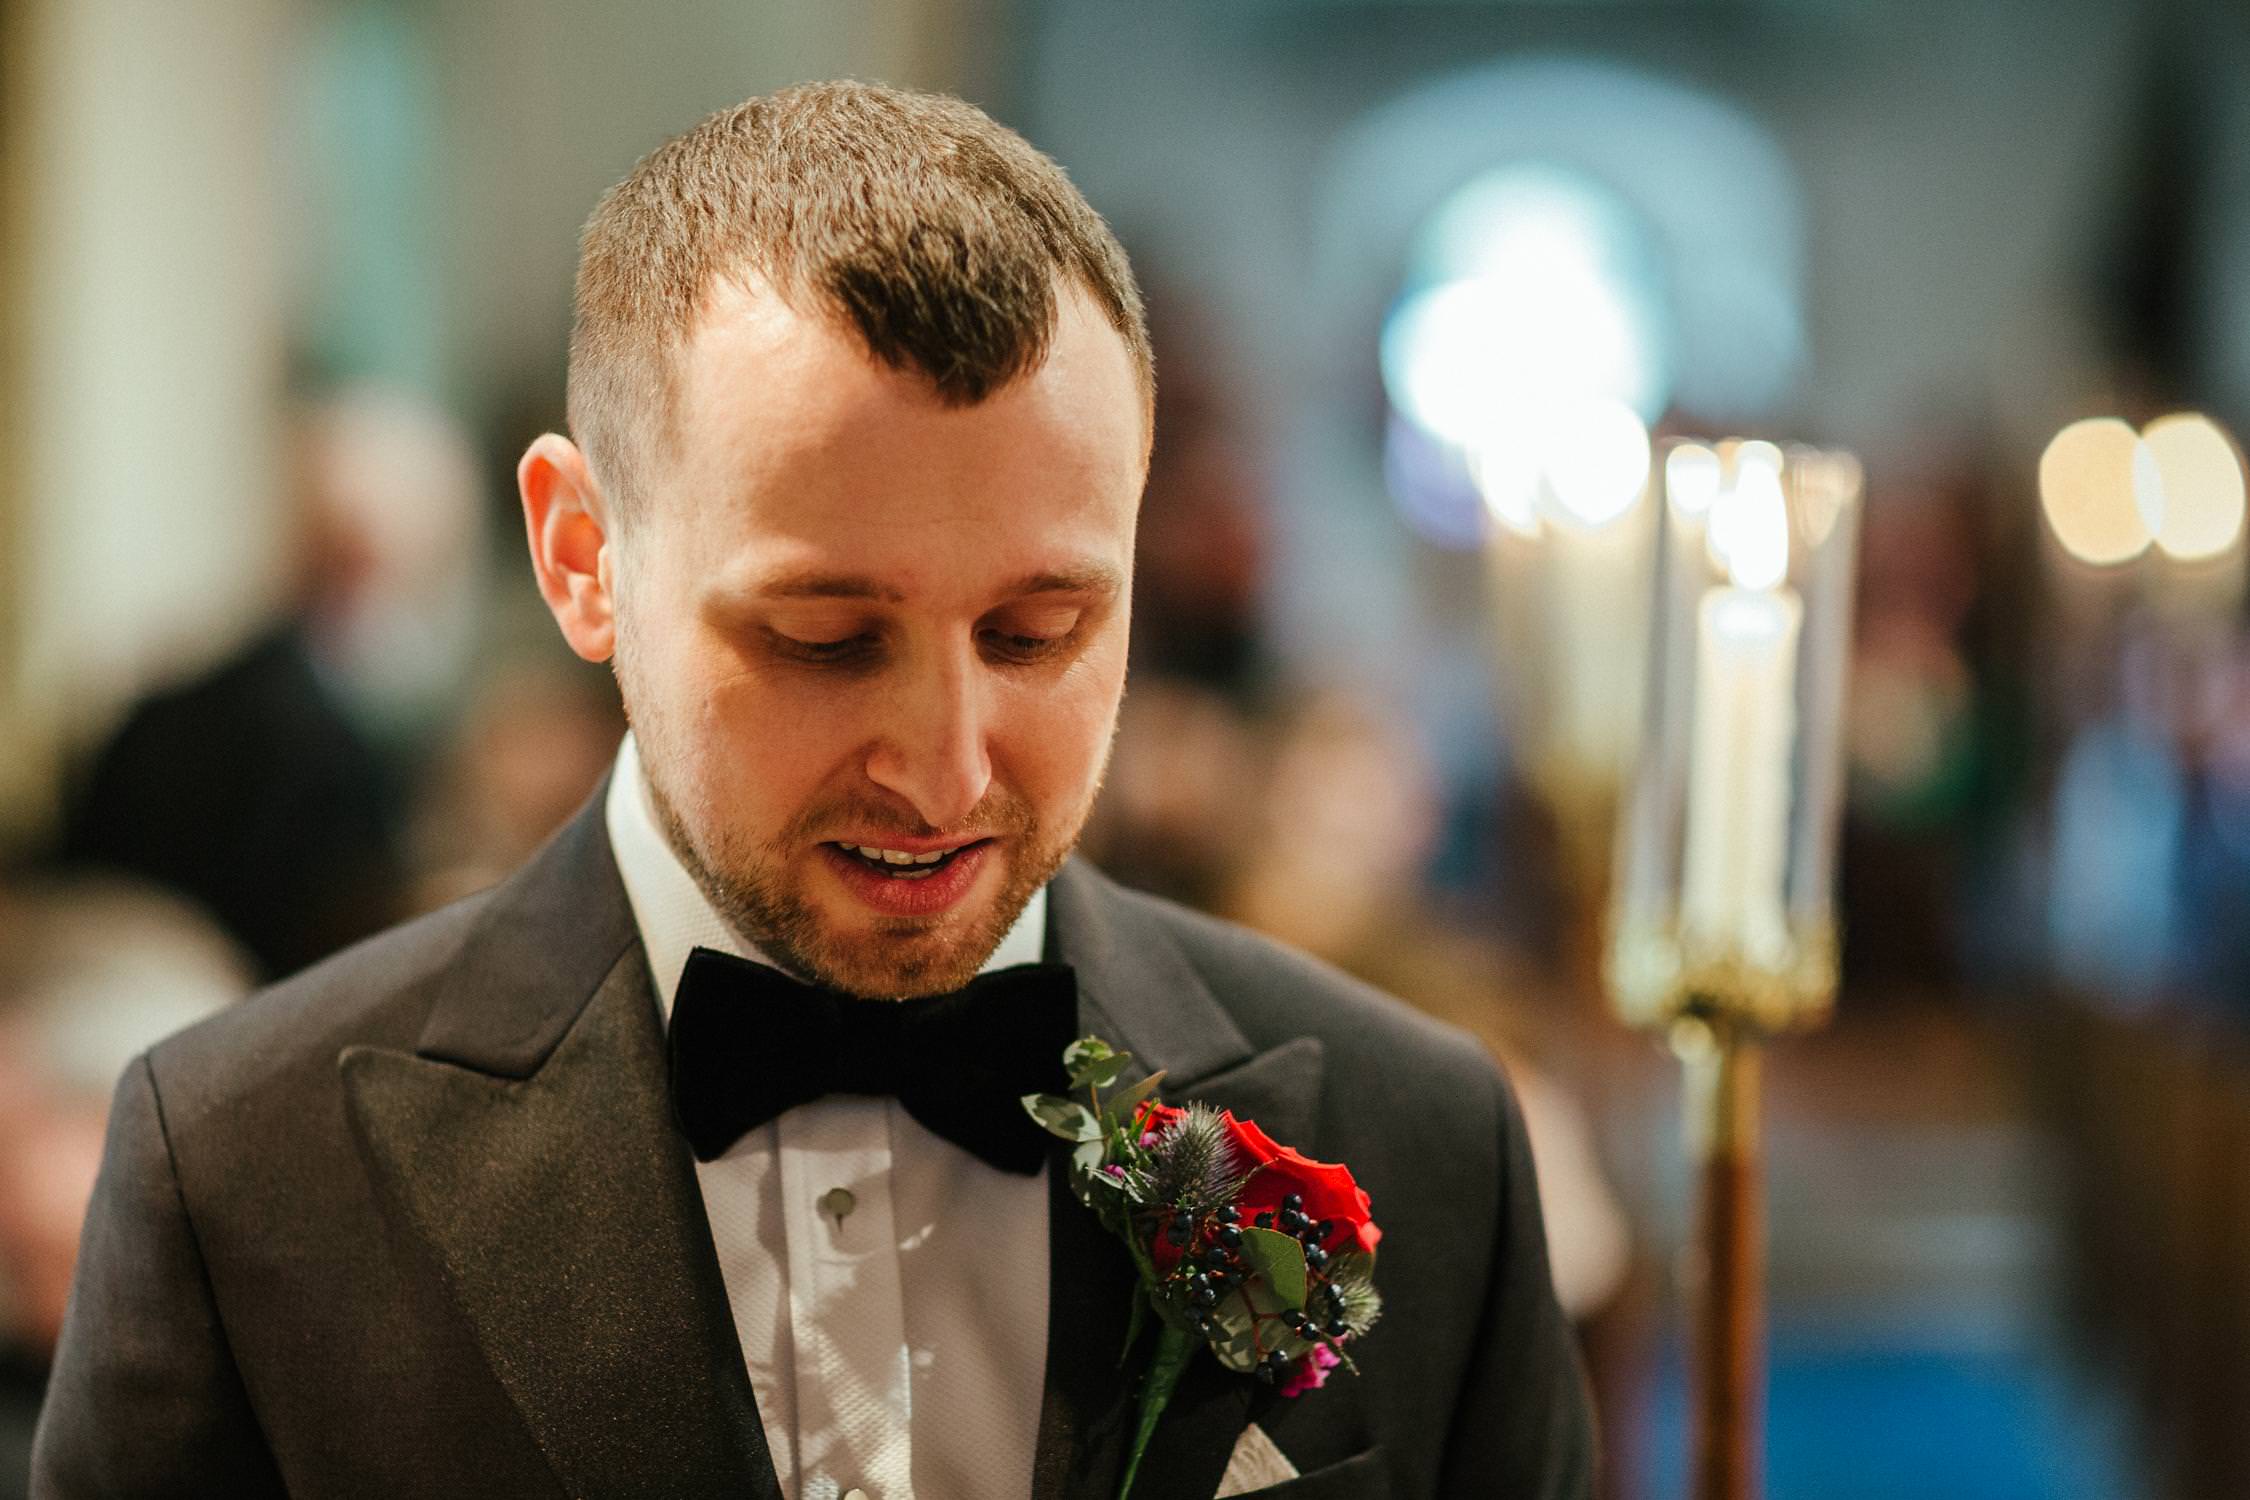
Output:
(1032, 861), (1329, 1500)
(339, 792), (778, 1499)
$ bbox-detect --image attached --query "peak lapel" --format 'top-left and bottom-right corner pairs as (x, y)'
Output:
(1033, 862), (1328, 1500)
(340, 789), (778, 1499)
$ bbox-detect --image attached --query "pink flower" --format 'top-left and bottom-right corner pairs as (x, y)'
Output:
(1104, 1163), (1127, 1179)
(1277, 1343), (1341, 1399)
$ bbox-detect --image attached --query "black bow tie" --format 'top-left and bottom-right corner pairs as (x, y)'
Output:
(665, 947), (1078, 1175)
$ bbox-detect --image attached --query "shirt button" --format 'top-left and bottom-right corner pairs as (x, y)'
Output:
(912, 1347), (935, 1370)
(844, 1490), (870, 1500)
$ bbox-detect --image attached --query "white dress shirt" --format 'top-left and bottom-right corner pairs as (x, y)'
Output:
(604, 734), (1052, 1500)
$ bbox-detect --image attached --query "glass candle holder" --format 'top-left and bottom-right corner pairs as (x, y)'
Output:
(1479, 407), (1659, 894)
(1608, 438), (1863, 1041)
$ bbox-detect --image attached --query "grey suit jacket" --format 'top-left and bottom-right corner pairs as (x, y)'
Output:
(33, 792), (1592, 1498)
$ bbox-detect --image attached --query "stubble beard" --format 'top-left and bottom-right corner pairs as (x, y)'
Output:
(633, 719), (1094, 999)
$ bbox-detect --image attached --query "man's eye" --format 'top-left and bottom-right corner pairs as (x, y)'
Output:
(766, 631), (878, 665)
(980, 628), (1068, 664)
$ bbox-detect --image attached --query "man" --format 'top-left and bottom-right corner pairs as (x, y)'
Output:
(35, 83), (1591, 1498)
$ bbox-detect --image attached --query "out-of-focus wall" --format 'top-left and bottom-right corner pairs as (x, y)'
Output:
(3, 0), (294, 846)
(1016, 0), (2149, 685)
(419, 0), (1011, 423)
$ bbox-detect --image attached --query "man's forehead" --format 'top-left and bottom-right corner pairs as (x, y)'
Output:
(677, 275), (868, 436)
(674, 271), (1141, 453)
(658, 272), (1145, 560)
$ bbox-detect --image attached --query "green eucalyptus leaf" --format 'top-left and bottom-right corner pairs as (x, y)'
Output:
(1072, 1137), (1113, 1179)
(1237, 1225), (1309, 1311)
(1026, 1096), (1103, 1142)
(1062, 1036), (1119, 1087)
(1102, 1070), (1169, 1128)
(1205, 1290), (1261, 1372)
(1064, 1036), (1116, 1067)
(1023, 1094), (1070, 1138)
(1078, 1052), (1132, 1090)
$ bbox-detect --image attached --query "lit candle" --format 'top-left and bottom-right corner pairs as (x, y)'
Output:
(1544, 505), (1651, 780)
(1681, 460), (1800, 967)
(1523, 400), (1653, 787)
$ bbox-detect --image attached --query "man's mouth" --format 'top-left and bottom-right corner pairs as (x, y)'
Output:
(824, 840), (987, 881)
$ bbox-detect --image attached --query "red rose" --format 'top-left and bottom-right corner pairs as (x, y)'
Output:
(1135, 1103), (1380, 1262)
(1223, 1113), (1381, 1258)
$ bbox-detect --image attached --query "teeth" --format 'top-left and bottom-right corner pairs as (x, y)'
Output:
(838, 843), (959, 867)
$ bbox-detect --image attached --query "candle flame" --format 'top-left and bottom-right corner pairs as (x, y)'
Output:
(1708, 461), (1791, 591)
(1666, 443), (1722, 518)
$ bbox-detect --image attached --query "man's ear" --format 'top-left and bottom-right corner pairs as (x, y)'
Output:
(519, 433), (617, 663)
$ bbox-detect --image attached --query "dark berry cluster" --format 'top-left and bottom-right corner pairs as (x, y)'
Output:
(1168, 1204), (1248, 1337)
(1256, 1194), (1352, 1372)
(1157, 1191), (1363, 1382)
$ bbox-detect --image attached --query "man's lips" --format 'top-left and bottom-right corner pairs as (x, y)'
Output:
(825, 833), (988, 857)
(818, 837), (996, 917)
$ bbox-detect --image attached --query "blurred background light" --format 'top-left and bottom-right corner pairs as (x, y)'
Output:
(1388, 162), (1673, 431)
(1541, 398), (1653, 530)
(1471, 413), (1547, 536)
(2039, 417), (2155, 566)
(1380, 162), (1670, 547)
(2139, 412), (2247, 561)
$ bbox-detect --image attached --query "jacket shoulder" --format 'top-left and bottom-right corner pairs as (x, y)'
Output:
(140, 887), (496, 1133)
(1101, 878), (1506, 1102)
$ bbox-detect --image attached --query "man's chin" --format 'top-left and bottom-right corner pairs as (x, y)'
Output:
(787, 909), (1001, 997)
(687, 822), (1071, 998)
(784, 870), (1021, 997)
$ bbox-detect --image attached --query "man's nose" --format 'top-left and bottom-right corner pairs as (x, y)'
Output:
(862, 646), (994, 830)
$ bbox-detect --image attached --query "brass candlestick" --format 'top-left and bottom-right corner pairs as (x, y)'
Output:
(1608, 440), (1862, 1500)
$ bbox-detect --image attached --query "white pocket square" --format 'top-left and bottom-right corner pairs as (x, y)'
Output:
(1215, 1421), (1300, 1496)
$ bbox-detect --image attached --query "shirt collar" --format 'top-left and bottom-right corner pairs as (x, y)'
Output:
(602, 732), (1049, 1021)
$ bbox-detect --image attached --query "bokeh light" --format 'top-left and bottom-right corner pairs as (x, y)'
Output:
(1381, 162), (1673, 546)
(2140, 413), (2247, 561)
(1466, 400), (1650, 536)
(1470, 414), (1545, 536)
(1541, 400), (1652, 528)
(2040, 417), (2154, 566)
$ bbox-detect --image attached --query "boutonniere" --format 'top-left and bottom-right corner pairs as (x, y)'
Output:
(1024, 1037), (1383, 1499)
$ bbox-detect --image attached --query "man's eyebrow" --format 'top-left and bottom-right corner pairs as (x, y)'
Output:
(997, 564), (1125, 598)
(752, 571), (909, 603)
(740, 562), (1124, 604)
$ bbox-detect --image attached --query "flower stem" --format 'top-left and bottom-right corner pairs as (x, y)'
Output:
(1116, 1322), (1197, 1500)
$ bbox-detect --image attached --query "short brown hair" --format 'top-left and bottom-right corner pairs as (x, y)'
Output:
(568, 80), (1152, 516)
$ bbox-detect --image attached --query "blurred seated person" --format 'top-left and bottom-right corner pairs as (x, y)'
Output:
(0, 877), (247, 1498)
(55, 386), (486, 979)
(1075, 674), (1265, 911)
(405, 659), (626, 912)
(1216, 689), (1631, 1320)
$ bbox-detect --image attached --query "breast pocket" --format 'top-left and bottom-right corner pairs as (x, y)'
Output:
(1227, 1446), (1387, 1498)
